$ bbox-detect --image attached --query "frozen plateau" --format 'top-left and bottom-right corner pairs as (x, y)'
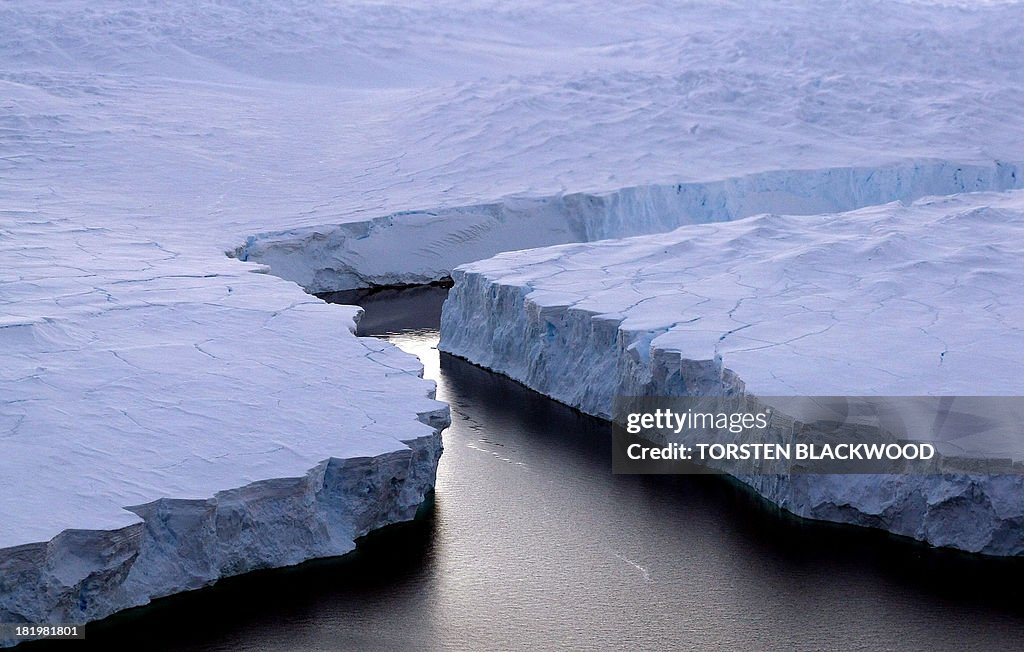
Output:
(3, 0), (1024, 641)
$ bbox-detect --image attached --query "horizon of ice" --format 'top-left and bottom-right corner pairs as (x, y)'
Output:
(4, 2), (1024, 288)
(439, 191), (1024, 554)
(216, 0), (1024, 291)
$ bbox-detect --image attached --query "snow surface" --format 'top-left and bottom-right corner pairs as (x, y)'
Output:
(5, 0), (1024, 633)
(439, 191), (1024, 553)
(0, 214), (448, 633)
(2, 2), (1024, 290)
(0, 222), (447, 550)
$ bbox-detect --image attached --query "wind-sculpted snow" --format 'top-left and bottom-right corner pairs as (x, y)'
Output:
(4, 2), (1024, 275)
(231, 8), (1024, 292)
(439, 191), (1024, 554)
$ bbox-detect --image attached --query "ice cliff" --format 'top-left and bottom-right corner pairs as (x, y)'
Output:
(237, 161), (1023, 292)
(439, 191), (1024, 555)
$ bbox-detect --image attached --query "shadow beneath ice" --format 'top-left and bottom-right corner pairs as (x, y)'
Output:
(23, 505), (439, 651)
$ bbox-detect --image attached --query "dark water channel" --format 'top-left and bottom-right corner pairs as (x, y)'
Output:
(52, 285), (1024, 651)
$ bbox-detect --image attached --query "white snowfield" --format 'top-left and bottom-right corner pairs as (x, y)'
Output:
(224, 0), (1024, 292)
(2, 2), (1024, 290)
(439, 191), (1024, 554)
(4, 0), (1024, 639)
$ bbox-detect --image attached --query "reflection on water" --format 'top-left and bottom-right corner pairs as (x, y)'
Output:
(64, 285), (1024, 651)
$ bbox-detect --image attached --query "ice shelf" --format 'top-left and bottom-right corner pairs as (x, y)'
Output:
(0, 221), (447, 642)
(440, 191), (1024, 555)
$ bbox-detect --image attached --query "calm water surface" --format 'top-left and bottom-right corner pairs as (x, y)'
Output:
(63, 286), (1024, 651)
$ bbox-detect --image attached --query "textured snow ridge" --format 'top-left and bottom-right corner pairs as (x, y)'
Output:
(237, 161), (1022, 293)
(439, 191), (1024, 555)
(0, 220), (448, 645)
